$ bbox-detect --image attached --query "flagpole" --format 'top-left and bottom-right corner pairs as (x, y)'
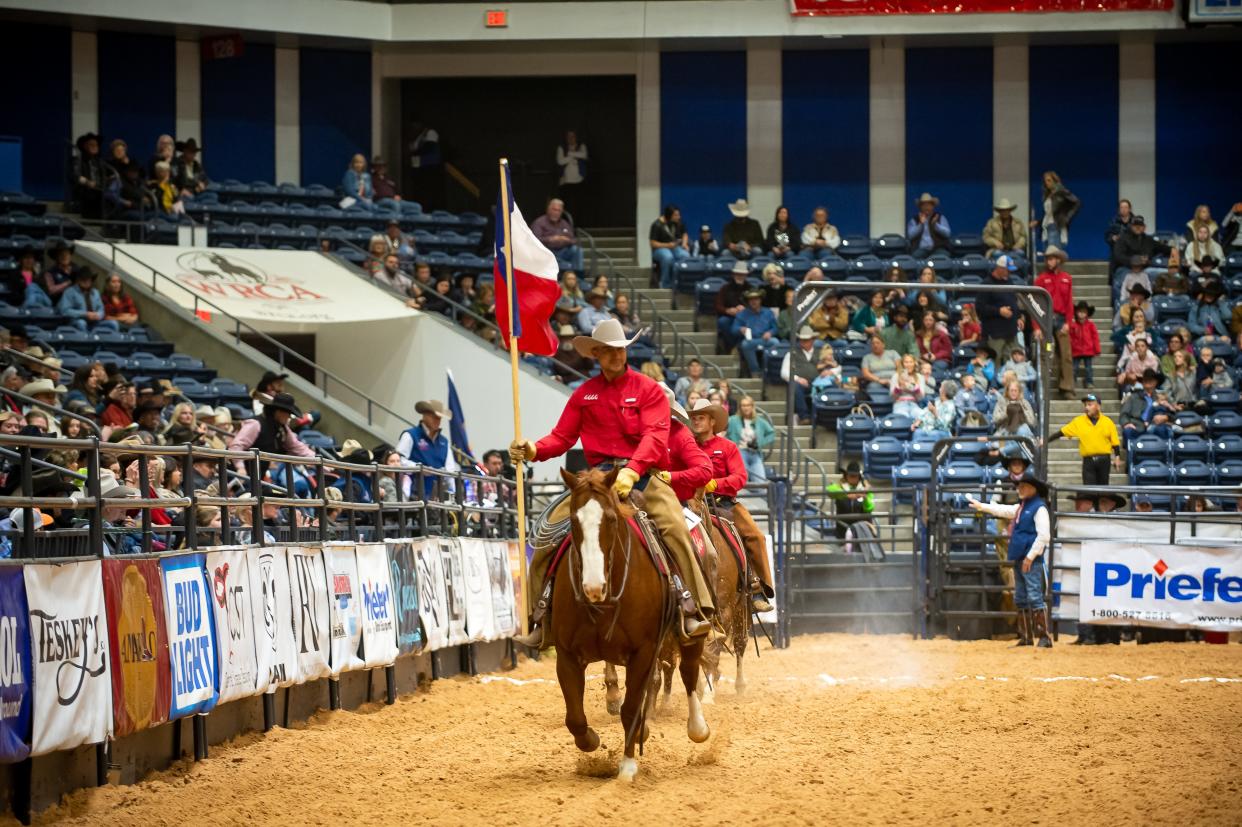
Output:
(499, 157), (531, 637)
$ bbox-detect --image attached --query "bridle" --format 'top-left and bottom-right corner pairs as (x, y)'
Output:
(565, 489), (635, 640)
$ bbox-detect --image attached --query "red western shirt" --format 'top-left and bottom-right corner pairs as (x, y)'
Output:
(700, 434), (747, 498)
(667, 420), (712, 501)
(1035, 269), (1074, 319)
(534, 368), (669, 476)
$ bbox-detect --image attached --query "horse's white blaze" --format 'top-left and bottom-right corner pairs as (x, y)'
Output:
(686, 690), (709, 743)
(617, 756), (638, 782)
(578, 498), (606, 602)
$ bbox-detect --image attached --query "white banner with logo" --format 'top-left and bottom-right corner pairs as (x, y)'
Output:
(248, 546), (297, 690)
(206, 547), (263, 704)
(287, 547), (332, 684)
(24, 561), (113, 756)
(460, 538), (497, 642)
(1079, 541), (1242, 631)
(486, 540), (518, 639)
(356, 543), (399, 668)
(437, 538), (469, 648)
(325, 544), (364, 677)
(415, 539), (450, 651)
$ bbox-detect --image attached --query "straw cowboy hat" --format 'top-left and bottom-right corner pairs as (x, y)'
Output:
(98, 469), (140, 499)
(1044, 245), (1068, 262)
(19, 378), (66, 397)
(660, 384), (689, 422)
(572, 318), (640, 359)
(687, 397), (727, 435)
(194, 404), (216, 419)
(727, 199), (751, 218)
(915, 192), (939, 206)
(796, 325), (816, 340)
(993, 198), (1017, 212)
(414, 399), (452, 420)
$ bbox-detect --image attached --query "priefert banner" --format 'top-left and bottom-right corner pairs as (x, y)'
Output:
(1080, 541), (1242, 631)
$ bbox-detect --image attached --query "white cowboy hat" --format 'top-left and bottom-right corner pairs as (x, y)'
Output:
(414, 399), (453, 420)
(98, 469), (140, 499)
(19, 378), (66, 397)
(660, 383), (689, 422)
(687, 397), (728, 435)
(1043, 245), (1068, 262)
(915, 192), (939, 206)
(572, 318), (640, 359)
(730, 259), (749, 276)
(727, 199), (751, 218)
(194, 404), (216, 418)
(993, 197), (1017, 211)
(796, 325), (816, 340)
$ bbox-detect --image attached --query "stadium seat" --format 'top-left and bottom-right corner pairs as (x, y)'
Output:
(812, 388), (856, 433)
(1173, 460), (1213, 487)
(956, 254), (991, 280)
(950, 234), (985, 257)
(1215, 461), (1242, 486)
(906, 429), (950, 462)
(674, 258), (707, 296)
(1152, 293), (1192, 322)
(1173, 410), (1204, 431)
(863, 436), (905, 476)
(865, 389), (893, 418)
(1171, 434), (1211, 463)
(877, 413), (914, 440)
(761, 342), (791, 388)
(694, 278), (725, 321)
(1211, 433), (1242, 462)
(836, 343), (866, 368)
(946, 439), (981, 461)
(1206, 388), (1240, 413)
(940, 461), (986, 487)
(1130, 460), (1172, 486)
(849, 255), (883, 281)
(837, 235), (872, 259)
(872, 234), (907, 255)
(1129, 434), (1170, 464)
(1208, 409), (1242, 435)
(836, 413), (875, 455)
(891, 460), (932, 504)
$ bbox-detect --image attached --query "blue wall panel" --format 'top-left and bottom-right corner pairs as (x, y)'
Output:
(201, 43), (275, 184)
(1029, 45), (1117, 261)
(0, 23), (72, 199)
(98, 31), (176, 165)
(782, 49), (870, 237)
(660, 51), (747, 235)
(299, 48), (371, 189)
(905, 47), (993, 237)
(1155, 44), (1242, 236)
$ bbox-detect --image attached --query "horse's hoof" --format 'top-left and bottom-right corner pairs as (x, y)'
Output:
(616, 757), (638, 782)
(688, 722), (710, 744)
(575, 728), (601, 753)
(640, 723), (650, 743)
(606, 699), (621, 716)
(735, 681), (747, 696)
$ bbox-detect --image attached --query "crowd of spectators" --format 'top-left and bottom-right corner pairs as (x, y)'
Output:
(72, 132), (207, 222)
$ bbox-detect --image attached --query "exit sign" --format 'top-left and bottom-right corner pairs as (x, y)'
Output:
(485, 9), (508, 27)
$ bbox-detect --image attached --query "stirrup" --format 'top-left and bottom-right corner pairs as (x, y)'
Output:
(513, 624), (544, 648)
(680, 615), (710, 641)
(750, 596), (773, 613)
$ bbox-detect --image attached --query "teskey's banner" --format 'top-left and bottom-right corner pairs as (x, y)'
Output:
(790, 0), (1171, 14)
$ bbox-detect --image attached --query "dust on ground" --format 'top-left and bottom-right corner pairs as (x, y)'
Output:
(30, 634), (1242, 826)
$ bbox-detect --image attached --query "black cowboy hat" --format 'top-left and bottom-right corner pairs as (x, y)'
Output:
(48, 240), (75, 257)
(133, 400), (163, 417)
(256, 370), (288, 389)
(340, 449), (373, 465)
(843, 461), (862, 477)
(1196, 255), (1220, 269)
(1014, 472), (1049, 499)
(74, 132), (101, 151)
(73, 265), (97, 283)
(1004, 451), (1033, 471)
(31, 471), (80, 498)
(175, 138), (202, 153)
(974, 344), (996, 360)
(1073, 300), (1095, 317)
(1098, 492), (1128, 509)
(265, 392), (299, 415)
(1127, 283), (1152, 299)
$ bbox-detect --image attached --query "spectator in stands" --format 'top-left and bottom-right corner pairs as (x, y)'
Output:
(60, 268), (106, 331)
(727, 395), (773, 482)
(693, 224), (719, 258)
(1034, 245), (1075, 396)
(106, 161), (155, 221)
(532, 199), (583, 272)
(228, 392), (314, 470)
(73, 132), (106, 219)
(968, 345), (997, 388)
(775, 287), (799, 341)
(1116, 310), (1156, 363)
(1186, 204), (1218, 240)
(133, 401), (164, 444)
(722, 199), (764, 260)
(826, 463), (875, 541)
(953, 374), (987, 422)
(251, 371), (288, 416)
(916, 379), (957, 432)
(1001, 346), (1037, 384)
(906, 193), (951, 254)
(43, 241), (77, 301)
(1186, 224), (1225, 275)
(880, 266), (908, 312)
(889, 354), (925, 418)
(811, 344), (844, 392)
(64, 364), (103, 411)
(1117, 286), (1154, 333)
(171, 139), (207, 196)
(370, 157), (401, 201)
(733, 290), (778, 377)
(1109, 215), (1167, 282)
(1153, 257), (1190, 295)
(559, 270), (585, 310)
(906, 266), (948, 312)
(397, 399), (453, 499)
(781, 327), (821, 424)
(149, 161), (178, 215)
(1049, 393), (1122, 486)
(957, 303), (981, 346)
(2, 246), (36, 307)
(801, 207), (840, 260)
(915, 310), (952, 364)
(472, 283), (496, 324)
(146, 134), (174, 177)
(590, 274), (615, 306)
(880, 304), (918, 359)
(649, 205), (690, 289)
(100, 380), (135, 428)
(1221, 202), (1242, 251)
(577, 286), (612, 334)
(384, 219), (415, 260)
(1031, 171), (1080, 250)
(422, 277), (454, 317)
(982, 198), (1027, 258)
(1117, 338), (1158, 388)
(1158, 331), (1186, 378)
(860, 335), (899, 394)
(342, 154), (373, 204)
(809, 288), (850, 341)
(106, 139), (133, 177)
(1118, 258), (1153, 302)
(555, 130), (588, 214)
(101, 273), (139, 325)
(611, 293), (642, 339)
(976, 256), (1021, 362)
(674, 359), (710, 405)
(759, 263), (786, 309)
(716, 378), (739, 414)
(1187, 283), (1230, 344)
(1105, 198), (1134, 250)
(374, 253), (412, 293)
(550, 324), (590, 385)
(1119, 368), (1163, 439)
(715, 261), (751, 352)
(162, 403), (207, 446)
(992, 380), (1036, 438)
(765, 206), (800, 260)
(449, 273), (476, 308)
(851, 290), (889, 340)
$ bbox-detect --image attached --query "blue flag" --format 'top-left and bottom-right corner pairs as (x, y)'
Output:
(446, 369), (473, 462)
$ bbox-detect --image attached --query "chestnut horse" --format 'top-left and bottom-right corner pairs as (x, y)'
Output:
(552, 468), (709, 782)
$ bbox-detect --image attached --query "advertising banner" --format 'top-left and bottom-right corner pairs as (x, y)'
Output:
(415, 540), (450, 651)
(0, 568), (32, 763)
(248, 546), (297, 690)
(357, 543), (399, 668)
(489, 541), (518, 639)
(161, 554), (219, 719)
(460, 539), (496, 643)
(102, 558), (171, 738)
(790, 0), (1171, 15)
(1080, 541), (1242, 631)
(25, 561), (112, 756)
(206, 547), (263, 704)
(438, 538), (469, 648)
(324, 545), (364, 676)
(287, 547), (331, 683)
(387, 540), (424, 656)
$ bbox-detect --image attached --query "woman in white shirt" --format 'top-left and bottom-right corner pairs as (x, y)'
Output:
(556, 130), (589, 222)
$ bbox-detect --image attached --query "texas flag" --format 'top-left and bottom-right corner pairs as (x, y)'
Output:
(494, 165), (561, 356)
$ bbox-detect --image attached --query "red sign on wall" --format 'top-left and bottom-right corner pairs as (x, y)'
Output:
(791, 0), (1172, 15)
(201, 34), (245, 61)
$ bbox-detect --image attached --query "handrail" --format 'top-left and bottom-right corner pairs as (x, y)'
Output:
(3, 387), (102, 436)
(61, 215), (415, 434)
(2, 347), (72, 381)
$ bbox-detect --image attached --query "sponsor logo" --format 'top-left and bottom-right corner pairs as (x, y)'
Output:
(174, 251), (327, 303)
(1093, 562), (1242, 603)
(583, 394), (599, 401)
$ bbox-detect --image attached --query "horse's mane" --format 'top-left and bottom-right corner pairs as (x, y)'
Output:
(578, 468), (636, 519)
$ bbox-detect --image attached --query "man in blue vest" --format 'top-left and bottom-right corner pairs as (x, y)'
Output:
(966, 472), (1053, 648)
(397, 399), (456, 499)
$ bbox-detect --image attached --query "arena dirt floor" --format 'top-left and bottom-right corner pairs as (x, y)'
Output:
(25, 633), (1242, 826)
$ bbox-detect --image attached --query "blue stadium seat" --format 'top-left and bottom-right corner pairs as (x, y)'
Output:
(1208, 409), (1242, 435)
(674, 258), (707, 295)
(836, 343), (866, 368)
(940, 461), (986, 487)
(906, 429), (950, 462)
(951, 234), (985, 257)
(761, 342), (790, 387)
(891, 460), (932, 503)
(1171, 434), (1211, 463)
(1215, 461), (1242, 486)
(837, 235), (872, 259)
(817, 257), (848, 279)
(1130, 460), (1172, 486)
(1206, 388), (1240, 413)
(864, 436), (906, 476)
(812, 388), (856, 432)
(173, 377), (213, 404)
(298, 429), (334, 451)
(872, 234), (907, 255)
(877, 413), (914, 440)
(836, 413), (875, 455)
(866, 389), (893, 418)
(695, 278), (725, 319)
(947, 439), (981, 461)
(885, 254), (920, 276)
(1211, 433), (1242, 462)
(1173, 460), (1213, 487)
(1129, 433), (1170, 464)
(849, 255), (883, 280)
(956, 254), (991, 280)
(1173, 410), (1204, 431)
(1151, 293), (1192, 322)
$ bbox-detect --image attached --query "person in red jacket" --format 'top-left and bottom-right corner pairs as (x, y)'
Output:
(1067, 300), (1101, 389)
(686, 398), (775, 613)
(655, 387), (713, 503)
(1034, 245), (1074, 396)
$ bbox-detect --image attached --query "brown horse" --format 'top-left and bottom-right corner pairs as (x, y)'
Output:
(553, 468), (709, 782)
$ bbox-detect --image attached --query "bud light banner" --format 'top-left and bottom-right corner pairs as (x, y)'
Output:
(356, 544), (398, 668)
(248, 546), (297, 690)
(386, 541), (423, 656)
(0, 567), (32, 763)
(415, 540), (450, 651)
(161, 554), (219, 719)
(205, 548), (263, 705)
(102, 559), (171, 738)
(324, 545), (364, 677)
(25, 561), (112, 756)
(287, 547), (331, 684)
(1080, 541), (1242, 631)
